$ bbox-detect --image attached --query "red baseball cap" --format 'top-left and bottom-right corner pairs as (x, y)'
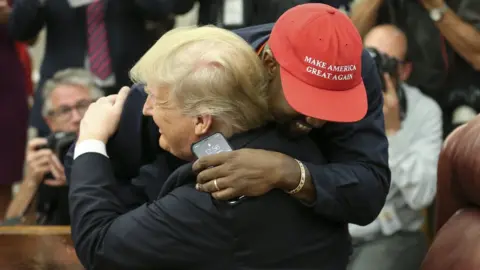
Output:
(269, 3), (367, 122)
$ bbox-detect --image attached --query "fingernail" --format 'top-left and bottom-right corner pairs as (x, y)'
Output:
(195, 184), (201, 190)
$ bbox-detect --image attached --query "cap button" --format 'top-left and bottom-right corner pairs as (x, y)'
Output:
(327, 10), (335, 15)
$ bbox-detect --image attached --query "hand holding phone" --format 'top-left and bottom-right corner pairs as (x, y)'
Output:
(191, 133), (246, 205)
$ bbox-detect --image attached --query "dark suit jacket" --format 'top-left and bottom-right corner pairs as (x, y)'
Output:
(70, 124), (351, 270)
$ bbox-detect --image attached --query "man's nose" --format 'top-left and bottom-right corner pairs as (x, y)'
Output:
(143, 97), (153, 116)
(71, 109), (83, 122)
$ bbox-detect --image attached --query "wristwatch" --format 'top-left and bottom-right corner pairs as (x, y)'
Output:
(429, 4), (449, 22)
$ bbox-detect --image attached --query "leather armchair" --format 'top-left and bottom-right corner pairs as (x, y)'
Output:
(421, 117), (480, 270)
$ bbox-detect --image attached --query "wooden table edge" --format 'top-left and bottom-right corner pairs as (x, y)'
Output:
(0, 226), (71, 235)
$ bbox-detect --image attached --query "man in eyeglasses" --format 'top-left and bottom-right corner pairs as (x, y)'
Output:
(4, 68), (103, 225)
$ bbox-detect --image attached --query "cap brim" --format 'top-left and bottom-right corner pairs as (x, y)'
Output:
(279, 67), (368, 123)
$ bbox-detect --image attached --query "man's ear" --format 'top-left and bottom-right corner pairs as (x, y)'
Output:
(194, 115), (213, 136)
(261, 48), (278, 80)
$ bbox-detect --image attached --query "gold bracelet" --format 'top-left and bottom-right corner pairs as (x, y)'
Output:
(287, 159), (306, 195)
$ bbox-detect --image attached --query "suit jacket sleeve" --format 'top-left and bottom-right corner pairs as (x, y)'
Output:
(64, 140), (148, 208)
(69, 153), (224, 270)
(305, 51), (391, 226)
(8, 0), (46, 41)
(106, 84), (159, 181)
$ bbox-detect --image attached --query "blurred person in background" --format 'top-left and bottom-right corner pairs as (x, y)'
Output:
(4, 69), (103, 225)
(347, 25), (442, 270)
(8, 0), (194, 138)
(350, 0), (480, 136)
(0, 0), (29, 220)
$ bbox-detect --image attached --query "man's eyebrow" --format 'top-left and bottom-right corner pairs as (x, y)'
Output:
(143, 85), (170, 107)
(145, 88), (159, 100)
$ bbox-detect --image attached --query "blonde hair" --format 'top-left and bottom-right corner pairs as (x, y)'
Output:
(130, 26), (271, 136)
(42, 68), (103, 117)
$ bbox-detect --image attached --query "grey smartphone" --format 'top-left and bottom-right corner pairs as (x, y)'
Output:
(191, 133), (233, 159)
(191, 133), (246, 205)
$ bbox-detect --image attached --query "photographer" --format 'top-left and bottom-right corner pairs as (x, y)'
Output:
(350, 0), (480, 136)
(5, 69), (102, 225)
(347, 25), (443, 270)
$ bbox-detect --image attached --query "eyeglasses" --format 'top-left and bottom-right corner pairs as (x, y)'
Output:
(48, 99), (93, 121)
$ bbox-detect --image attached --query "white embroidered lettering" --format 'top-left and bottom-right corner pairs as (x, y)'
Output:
(306, 66), (332, 79)
(331, 74), (353, 80)
(304, 55), (356, 81)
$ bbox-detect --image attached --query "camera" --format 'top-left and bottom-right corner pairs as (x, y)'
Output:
(366, 47), (407, 120)
(33, 132), (77, 225)
(38, 132), (77, 161)
(366, 47), (400, 91)
(0, 132), (77, 226)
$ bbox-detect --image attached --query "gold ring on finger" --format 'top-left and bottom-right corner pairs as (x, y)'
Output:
(214, 179), (220, 191)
